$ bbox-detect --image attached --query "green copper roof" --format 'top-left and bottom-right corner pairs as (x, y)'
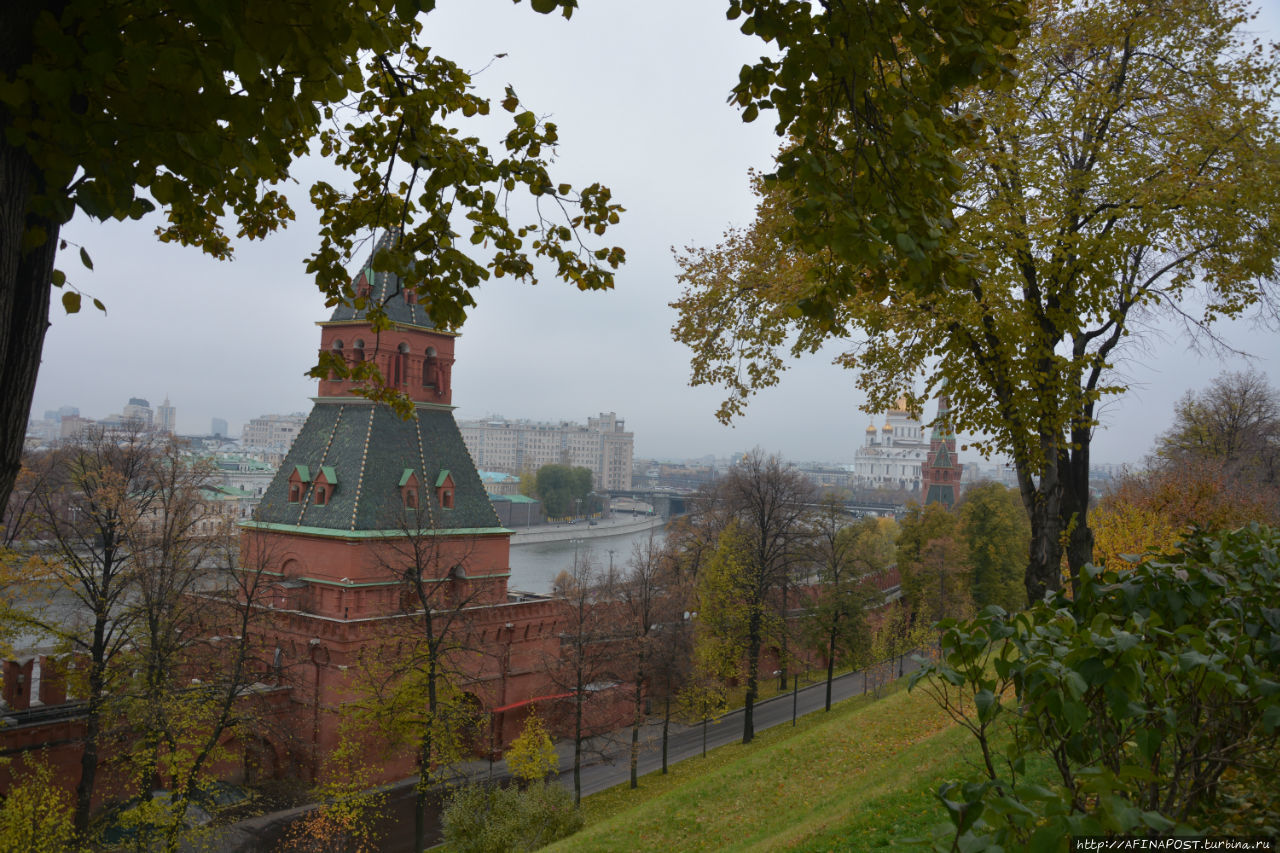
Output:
(292, 465), (311, 483)
(931, 445), (954, 469)
(320, 465), (338, 484)
(925, 484), (957, 508)
(435, 469), (452, 488)
(327, 232), (437, 331)
(398, 468), (416, 487)
(252, 402), (500, 533)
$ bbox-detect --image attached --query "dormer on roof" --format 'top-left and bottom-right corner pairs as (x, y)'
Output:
(287, 465), (311, 503)
(400, 468), (421, 509)
(311, 466), (338, 506)
(436, 469), (455, 509)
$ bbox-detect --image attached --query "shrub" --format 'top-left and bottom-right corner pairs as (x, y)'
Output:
(441, 781), (583, 853)
(505, 711), (558, 785)
(910, 523), (1280, 849)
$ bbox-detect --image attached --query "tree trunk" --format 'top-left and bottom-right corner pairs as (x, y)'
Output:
(74, 637), (107, 836)
(742, 608), (762, 745)
(1061, 432), (1094, 599)
(629, 677), (642, 789)
(629, 722), (639, 789)
(1020, 442), (1065, 604)
(661, 694), (670, 774)
(573, 694), (583, 805)
(825, 625), (836, 712)
(0, 130), (57, 518)
(414, 740), (429, 853)
(415, 662), (439, 853)
(777, 583), (789, 692)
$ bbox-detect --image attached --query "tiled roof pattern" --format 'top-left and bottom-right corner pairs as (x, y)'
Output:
(327, 233), (437, 330)
(253, 403), (500, 533)
(931, 446), (954, 468)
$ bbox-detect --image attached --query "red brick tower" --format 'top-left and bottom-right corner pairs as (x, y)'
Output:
(240, 234), (561, 779)
(920, 390), (963, 508)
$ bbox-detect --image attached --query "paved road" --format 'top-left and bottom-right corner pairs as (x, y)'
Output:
(223, 653), (923, 851)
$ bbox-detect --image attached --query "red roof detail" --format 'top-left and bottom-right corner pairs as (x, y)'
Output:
(491, 691), (574, 714)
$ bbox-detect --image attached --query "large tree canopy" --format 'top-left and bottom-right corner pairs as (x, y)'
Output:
(0, 0), (624, 515)
(674, 0), (1280, 601)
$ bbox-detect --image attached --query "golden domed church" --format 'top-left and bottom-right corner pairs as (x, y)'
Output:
(853, 398), (930, 491)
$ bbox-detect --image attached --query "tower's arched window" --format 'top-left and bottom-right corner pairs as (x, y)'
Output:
(328, 340), (344, 379)
(394, 342), (410, 385)
(423, 346), (437, 388)
(352, 339), (365, 363)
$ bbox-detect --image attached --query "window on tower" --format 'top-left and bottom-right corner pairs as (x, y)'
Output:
(423, 347), (437, 388)
(394, 342), (409, 385)
(329, 340), (344, 379)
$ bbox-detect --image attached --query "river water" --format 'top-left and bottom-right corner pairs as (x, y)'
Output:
(507, 523), (668, 593)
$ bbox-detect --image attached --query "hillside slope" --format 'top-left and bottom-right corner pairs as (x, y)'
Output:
(548, 681), (973, 852)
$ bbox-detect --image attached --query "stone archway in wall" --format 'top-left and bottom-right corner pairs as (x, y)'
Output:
(219, 731), (284, 786)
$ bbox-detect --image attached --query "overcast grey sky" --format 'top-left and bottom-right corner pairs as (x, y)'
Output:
(31, 0), (1280, 465)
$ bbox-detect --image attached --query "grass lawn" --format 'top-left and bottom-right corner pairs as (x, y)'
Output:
(547, 677), (982, 852)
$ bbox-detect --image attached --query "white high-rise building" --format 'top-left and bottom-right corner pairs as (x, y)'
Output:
(241, 412), (307, 453)
(156, 396), (176, 434)
(458, 412), (634, 491)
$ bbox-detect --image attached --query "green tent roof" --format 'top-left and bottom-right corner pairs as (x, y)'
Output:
(253, 403), (499, 533)
(326, 232), (438, 331)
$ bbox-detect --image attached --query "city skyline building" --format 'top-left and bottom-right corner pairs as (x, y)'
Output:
(156, 396), (176, 434)
(458, 412), (634, 491)
(121, 396), (153, 428)
(240, 412), (306, 452)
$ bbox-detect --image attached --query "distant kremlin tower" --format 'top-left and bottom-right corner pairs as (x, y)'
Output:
(919, 389), (962, 508)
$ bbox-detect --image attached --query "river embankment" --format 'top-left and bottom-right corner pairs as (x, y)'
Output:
(508, 513), (665, 545)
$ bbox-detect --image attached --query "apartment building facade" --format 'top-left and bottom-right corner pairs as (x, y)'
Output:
(241, 412), (308, 453)
(458, 412), (634, 491)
